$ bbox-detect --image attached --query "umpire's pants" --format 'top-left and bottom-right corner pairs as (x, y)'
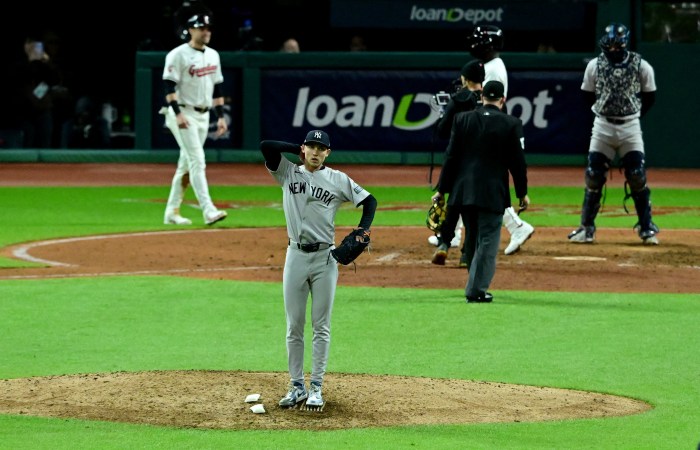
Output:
(458, 206), (503, 298)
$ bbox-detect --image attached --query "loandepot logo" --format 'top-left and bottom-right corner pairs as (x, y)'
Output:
(292, 87), (554, 131)
(293, 87), (439, 131)
(409, 5), (504, 24)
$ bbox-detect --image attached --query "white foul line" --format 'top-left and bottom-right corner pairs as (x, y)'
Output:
(11, 229), (225, 267)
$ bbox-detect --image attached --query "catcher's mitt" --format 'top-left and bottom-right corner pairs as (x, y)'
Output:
(426, 198), (446, 232)
(331, 228), (371, 265)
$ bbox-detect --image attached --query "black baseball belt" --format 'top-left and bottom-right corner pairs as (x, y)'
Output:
(178, 104), (209, 113)
(288, 239), (332, 253)
(605, 117), (632, 125)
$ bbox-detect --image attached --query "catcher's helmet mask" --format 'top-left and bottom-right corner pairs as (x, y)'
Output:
(599, 22), (629, 63)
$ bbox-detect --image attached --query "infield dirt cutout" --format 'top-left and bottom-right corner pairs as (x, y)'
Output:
(1, 164), (698, 430)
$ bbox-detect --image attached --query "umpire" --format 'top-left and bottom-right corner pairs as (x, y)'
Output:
(432, 80), (529, 303)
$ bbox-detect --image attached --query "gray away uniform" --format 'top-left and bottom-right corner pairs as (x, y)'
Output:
(267, 151), (370, 386)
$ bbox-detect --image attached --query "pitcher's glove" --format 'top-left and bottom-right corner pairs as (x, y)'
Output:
(426, 197), (446, 232)
(331, 228), (371, 265)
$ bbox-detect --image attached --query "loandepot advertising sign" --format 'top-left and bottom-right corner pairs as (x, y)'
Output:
(330, 0), (588, 30)
(260, 69), (590, 155)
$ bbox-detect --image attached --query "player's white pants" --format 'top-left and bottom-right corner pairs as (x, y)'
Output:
(164, 108), (217, 216)
(283, 246), (337, 386)
(502, 206), (524, 234)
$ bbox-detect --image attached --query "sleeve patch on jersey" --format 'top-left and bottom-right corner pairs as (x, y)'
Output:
(353, 186), (364, 194)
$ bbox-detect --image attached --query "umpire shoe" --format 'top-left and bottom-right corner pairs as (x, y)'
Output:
(279, 382), (308, 407)
(306, 382), (324, 407)
(568, 225), (595, 243)
(504, 222), (535, 255)
(466, 292), (494, 303)
(431, 243), (449, 265)
(204, 209), (227, 226)
(459, 252), (469, 268)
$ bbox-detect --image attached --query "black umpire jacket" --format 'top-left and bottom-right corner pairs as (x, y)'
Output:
(436, 104), (528, 214)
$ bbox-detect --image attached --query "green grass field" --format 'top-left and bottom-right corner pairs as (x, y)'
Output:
(1, 183), (699, 449)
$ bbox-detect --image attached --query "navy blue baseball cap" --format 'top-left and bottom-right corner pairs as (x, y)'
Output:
(303, 130), (331, 148)
(460, 60), (485, 83)
(482, 80), (505, 99)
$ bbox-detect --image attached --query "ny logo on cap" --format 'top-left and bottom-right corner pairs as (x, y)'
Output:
(314, 132), (322, 139)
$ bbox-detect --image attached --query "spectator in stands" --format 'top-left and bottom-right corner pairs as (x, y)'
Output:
(9, 34), (63, 148)
(280, 38), (300, 53)
(41, 29), (75, 147)
(349, 35), (367, 51)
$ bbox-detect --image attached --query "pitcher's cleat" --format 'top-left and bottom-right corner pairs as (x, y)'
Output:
(279, 382), (307, 408)
(301, 382), (325, 411)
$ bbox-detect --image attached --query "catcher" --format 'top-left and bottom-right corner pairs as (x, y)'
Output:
(260, 130), (377, 410)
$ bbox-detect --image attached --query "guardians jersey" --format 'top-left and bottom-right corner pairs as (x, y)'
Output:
(162, 43), (223, 108)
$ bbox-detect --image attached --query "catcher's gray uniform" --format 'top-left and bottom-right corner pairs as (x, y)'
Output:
(569, 22), (658, 245)
(261, 131), (376, 392)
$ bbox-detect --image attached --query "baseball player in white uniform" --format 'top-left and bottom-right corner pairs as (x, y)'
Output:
(464, 25), (535, 255)
(161, 14), (227, 226)
(261, 130), (377, 409)
(568, 23), (659, 245)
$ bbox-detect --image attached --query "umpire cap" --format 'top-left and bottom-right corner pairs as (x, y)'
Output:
(304, 130), (331, 148)
(482, 80), (505, 99)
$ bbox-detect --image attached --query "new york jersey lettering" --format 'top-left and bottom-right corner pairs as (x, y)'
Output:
(310, 186), (336, 206)
(288, 181), (307, 194)
(287, 181), (336, 206)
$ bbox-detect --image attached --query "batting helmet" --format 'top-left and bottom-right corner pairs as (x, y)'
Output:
(599, 22), (629, 63)
(467, 25), (504, 60)
(187, 14), (211, 29)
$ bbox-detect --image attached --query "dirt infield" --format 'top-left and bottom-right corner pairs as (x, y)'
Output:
(0, 163), (697, 430)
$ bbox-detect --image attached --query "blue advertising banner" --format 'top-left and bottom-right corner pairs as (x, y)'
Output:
(330, 0), (589, 30)
(261, 69), (591, 155)
(150, 69), (239, 150)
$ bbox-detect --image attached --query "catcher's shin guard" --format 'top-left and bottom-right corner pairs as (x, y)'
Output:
(631, 187), (655, 231)
(580, 189), (602, 227)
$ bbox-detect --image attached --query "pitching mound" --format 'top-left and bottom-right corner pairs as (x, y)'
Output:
(0, 371), (650, 430)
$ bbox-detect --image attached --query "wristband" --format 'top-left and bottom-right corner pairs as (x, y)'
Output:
(169, 100), (181, 115)
(214, 105), (224, 119)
